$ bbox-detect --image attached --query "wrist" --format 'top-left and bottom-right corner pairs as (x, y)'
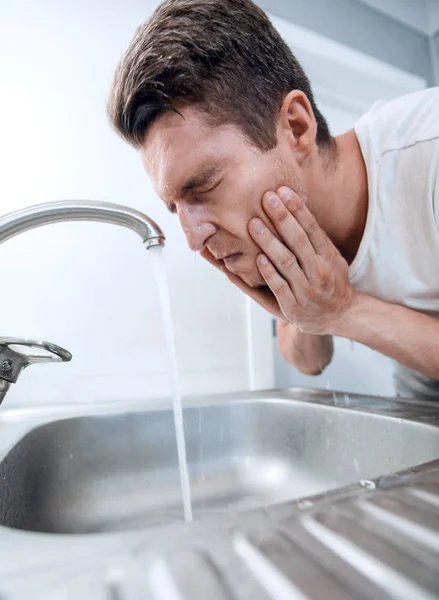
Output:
(331, 291), (368, 338)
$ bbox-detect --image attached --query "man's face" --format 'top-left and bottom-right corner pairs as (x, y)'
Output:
(141, 106), (301, 287)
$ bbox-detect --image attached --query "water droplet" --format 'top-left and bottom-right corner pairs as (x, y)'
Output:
(360, 479), (376, 489)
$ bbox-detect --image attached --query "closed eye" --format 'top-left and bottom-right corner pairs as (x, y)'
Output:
(165, 177), (223, 214)
(196, 177), (223, 200)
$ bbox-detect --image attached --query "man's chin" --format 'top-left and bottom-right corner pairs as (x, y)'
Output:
(240, 273), (267, 289)
(249, 282), (269, 290)
(223, 259), (266, 288)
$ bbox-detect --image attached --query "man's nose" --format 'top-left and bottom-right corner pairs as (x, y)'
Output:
(178, 206), (217, 252)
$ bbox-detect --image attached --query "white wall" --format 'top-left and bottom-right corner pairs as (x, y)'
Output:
(259, 0), (434, 85)
(428, 1), (439, 36)
(432, 32), (439, 86)
(0, 2), (426, 407)
(355, 0), (431, 35)
(0, 0), (248, 406)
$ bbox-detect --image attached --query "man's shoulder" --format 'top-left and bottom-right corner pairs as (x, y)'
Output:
(355, 87), (439, 159)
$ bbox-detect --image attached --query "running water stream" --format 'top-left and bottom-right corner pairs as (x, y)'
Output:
(150, 246), (193, 522)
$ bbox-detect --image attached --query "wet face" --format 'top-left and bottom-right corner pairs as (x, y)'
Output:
(141, 106), (303, 287)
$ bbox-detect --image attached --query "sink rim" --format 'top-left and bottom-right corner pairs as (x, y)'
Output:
(2, 388), (439, 483)
(2, 384), (439, 417)
(1, 387), (439, 475)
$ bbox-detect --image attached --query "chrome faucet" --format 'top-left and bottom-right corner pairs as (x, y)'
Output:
(0, 200), (165, 249)
(0, 338), (73, 405)
(0, 200), (165, 405)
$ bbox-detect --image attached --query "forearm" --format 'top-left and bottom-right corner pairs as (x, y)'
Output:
(336, 293), (439, 379)
(277, 320), (333, 375)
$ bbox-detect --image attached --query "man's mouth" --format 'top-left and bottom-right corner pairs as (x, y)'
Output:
(223, 253), (242, 266)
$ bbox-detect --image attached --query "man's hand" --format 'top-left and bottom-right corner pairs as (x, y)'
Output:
(200, 184), (439, 380)
(249, 186), (357, 335)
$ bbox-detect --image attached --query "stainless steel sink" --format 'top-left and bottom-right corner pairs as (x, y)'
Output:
(1, 393), (439, 535)
(2, 390), (439, 599)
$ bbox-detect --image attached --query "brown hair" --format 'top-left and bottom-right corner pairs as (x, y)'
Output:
(108, 0), (332, 151)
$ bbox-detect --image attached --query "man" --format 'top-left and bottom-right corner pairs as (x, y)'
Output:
(108, 0), (439, 399)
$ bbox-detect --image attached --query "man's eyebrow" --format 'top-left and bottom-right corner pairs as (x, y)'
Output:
(179, 166), (222, 196)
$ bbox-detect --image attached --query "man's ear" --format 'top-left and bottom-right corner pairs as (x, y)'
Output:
(279, 90), (317, 165)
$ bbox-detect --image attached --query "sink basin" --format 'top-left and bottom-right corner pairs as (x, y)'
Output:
(1, 396), (439, 534)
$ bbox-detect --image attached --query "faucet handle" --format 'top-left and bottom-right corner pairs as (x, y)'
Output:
(0, 337), (72, 384)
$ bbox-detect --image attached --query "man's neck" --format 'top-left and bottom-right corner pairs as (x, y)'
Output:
(306, 129), (368, 265)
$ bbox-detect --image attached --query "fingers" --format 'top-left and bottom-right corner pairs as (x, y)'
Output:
(248, 216), (308, 297)
(260, 189), (318, 280)
(257, 254), (297, 308)
(276, 187), (329, 256)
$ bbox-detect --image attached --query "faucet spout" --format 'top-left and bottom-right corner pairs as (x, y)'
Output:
(0, 200), (165, 406)
(0, 201), (165, 249)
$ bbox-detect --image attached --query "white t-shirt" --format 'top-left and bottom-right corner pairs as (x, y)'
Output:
(352, 86), (439, 399)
